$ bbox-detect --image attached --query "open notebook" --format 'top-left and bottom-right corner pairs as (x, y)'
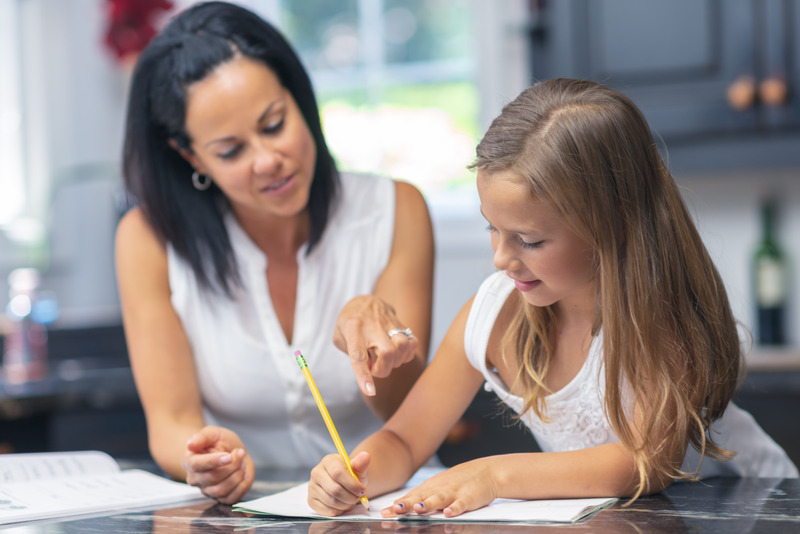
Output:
(234, 468), (617, 524)
(0, 451), (205, 525)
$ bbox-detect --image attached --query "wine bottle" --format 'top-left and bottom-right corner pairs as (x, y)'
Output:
(753, 199), (787, 346)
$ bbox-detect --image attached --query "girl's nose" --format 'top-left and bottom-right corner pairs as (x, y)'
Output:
(492, 238), (521, 272)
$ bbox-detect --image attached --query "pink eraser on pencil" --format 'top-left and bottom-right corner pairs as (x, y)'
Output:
(294, 350), (302, 356)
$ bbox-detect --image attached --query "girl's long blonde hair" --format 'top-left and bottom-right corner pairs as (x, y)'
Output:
(470, 78), (741, 499)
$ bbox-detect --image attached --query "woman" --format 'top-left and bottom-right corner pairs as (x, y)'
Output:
(115, 1), (434, 504)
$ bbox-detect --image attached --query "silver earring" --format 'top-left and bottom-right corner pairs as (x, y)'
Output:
(192, 170), (211, 191)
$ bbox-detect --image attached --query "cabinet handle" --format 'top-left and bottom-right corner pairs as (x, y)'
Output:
(726, 76), (757, 111)
(759, 77), (788, 107)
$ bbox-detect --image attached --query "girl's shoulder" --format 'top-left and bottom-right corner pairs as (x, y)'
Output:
(464, 271), (518, 367)
(473, 271), (515, 308)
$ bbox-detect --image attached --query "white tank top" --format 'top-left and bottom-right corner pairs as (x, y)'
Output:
(465, 271), (798, 478)
(167, 172), (394, 468)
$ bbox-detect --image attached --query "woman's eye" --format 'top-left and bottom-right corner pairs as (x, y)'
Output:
(263, 116), (285, 134)
(485, 224), (496, 233)
(218, 146), (242, 160)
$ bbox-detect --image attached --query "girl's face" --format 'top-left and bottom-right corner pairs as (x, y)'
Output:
(178, 56), (317, 221)
(477, 169), (597, 311)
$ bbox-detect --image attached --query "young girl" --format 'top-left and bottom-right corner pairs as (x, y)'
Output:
(307, 78), (798, 518)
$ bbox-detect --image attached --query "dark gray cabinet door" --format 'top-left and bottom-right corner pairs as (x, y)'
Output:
(761, 0), (800, 130)
(530, 0), (784, 142)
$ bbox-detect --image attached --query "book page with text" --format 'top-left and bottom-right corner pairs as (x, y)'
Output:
(0, 452), (205, 525)
(0, 450), (120, 484)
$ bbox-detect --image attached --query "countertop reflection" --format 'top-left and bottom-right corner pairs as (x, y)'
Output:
(2, 473), (799, 533)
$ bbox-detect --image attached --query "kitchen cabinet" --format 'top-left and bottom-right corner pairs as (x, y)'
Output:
(528, 0), (800, 173)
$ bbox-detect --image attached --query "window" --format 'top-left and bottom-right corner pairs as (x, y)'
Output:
(259, 0), (481, 202)
(0, 0), (25, 227)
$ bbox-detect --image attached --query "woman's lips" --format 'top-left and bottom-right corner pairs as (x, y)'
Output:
(263, 174), (294, 195)
(512, 277), (540, 292)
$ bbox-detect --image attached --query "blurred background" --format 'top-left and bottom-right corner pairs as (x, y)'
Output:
(0, 0), (798, 466)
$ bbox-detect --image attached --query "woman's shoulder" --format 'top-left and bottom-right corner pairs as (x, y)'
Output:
(116, 206), (153, 241)
(114, 206), (169, 288)
(115, 206), (165, 258)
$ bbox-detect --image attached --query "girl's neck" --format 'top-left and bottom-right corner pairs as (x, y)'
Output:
(552, 285), (598, 335)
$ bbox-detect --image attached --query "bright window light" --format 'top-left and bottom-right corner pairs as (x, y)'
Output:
(0, 0), (25, 227)
(272, 0), (480, 199)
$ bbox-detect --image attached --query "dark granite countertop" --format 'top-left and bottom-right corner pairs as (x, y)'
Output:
(2, 475), (798, 533)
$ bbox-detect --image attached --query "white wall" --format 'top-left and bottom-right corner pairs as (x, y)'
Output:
(0, 0), (129, 326)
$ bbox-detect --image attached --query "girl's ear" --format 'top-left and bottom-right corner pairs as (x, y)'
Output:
(168, 138), (207, 175)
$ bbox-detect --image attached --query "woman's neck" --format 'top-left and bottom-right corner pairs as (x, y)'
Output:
(234, 207), (311, 260)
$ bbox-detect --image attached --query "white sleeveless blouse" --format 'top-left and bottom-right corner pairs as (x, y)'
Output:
(167, 172), (393, 468)
(464, 271), (798, 478)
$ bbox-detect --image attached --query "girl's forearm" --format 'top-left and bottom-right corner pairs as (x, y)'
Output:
(488, 445), (648, 501)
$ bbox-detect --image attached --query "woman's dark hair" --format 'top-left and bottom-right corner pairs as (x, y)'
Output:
(122, 1), (339, 295)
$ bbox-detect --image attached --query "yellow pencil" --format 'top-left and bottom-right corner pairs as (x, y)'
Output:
(294, 350), (370, 511)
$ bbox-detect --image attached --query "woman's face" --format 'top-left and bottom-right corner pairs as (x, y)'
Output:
(179, 56), (317, 221)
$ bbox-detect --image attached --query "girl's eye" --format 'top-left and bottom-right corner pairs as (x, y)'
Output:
(520, 239), (543, 249)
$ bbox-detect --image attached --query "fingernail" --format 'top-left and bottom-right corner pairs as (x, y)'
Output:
(364, 381), (375, 396)
(219, 454), (232, 465)
(396, 503), (403, 508)
(416, 502), (425, 510)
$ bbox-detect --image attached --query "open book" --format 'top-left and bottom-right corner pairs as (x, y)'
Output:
(234, 468), (617, 524)
(0, 450), (205, 525)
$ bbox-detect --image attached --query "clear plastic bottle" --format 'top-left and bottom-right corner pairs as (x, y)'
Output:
(2, 268), (49, 383)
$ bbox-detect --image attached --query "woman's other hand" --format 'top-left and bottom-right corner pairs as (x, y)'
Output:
(183, 426), (255, 504)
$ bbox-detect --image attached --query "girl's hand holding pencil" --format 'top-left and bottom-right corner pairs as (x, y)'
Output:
(308, 451), (372, 516)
